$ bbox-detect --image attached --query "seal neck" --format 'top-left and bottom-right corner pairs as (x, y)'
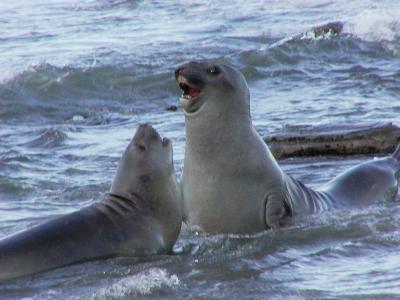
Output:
(184, 101), (253, 158)
(107, 192), (139, 206)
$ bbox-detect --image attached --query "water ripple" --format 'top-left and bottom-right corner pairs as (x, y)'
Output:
(22, 128), (67, 148)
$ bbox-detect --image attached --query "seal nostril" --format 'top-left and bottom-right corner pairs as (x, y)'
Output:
(136, 143), (146, 151)
(175, 67), (183, 80)
(162, 137), (170, 146)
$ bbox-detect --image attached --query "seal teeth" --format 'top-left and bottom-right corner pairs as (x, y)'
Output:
(180, 83), (190, 95)
(179, 82), (192, 99)
(179, 82), (200, 100)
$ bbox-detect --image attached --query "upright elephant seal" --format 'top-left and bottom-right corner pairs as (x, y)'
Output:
(175, 61), (400, 234)
(0, 124), (181, 282)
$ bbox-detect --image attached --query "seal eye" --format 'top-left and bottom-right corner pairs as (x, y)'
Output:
(136, 143), (147, 151)
(207, 66), (220, 75)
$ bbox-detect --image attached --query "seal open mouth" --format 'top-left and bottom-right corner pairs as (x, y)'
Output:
(178, 76), (201, 100)
(177, 75), (205, 113)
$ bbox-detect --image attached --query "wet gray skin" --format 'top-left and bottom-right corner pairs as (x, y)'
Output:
(0, 124), (181, 282)
(176, 61), (400, 234)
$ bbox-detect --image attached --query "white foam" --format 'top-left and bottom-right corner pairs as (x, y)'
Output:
(72, 115), (85, 123)
(95, 268), (180, 298)
(0, 60), (46, 84)
(345, 9), (400, 43)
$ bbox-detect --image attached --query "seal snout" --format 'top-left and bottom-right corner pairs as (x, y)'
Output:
(175, 63), (204, 103)
(174, 61), (203, 80)
(133, 123), (163, 150)
(162, 137), (170, 146)
(178, 77), (201, 99)
(174, 66), (183, 81)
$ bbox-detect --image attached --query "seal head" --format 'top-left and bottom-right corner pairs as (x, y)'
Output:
(109, 123), (180, 251)
(111, 123), (173, 203)
(175, 61), (250, 115)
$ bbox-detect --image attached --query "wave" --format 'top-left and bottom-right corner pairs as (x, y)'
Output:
(67, 0), (141, 12)
(259, 19), (399, 60)
(0, 32), (56, 42)
(0, 63), (178, 124)
(95, 268), (180, 297)
(239, 39), (395, 80)
(21, 128), (67, 148)
(1, 16), (398, 125)
(345, 9), (400, 44)
(0, 63), (175, 101)
(232, 20), (400, 97)
(284, 16), (400, 46)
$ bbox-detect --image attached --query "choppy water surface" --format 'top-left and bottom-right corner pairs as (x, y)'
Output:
(1, 0), (400, 298)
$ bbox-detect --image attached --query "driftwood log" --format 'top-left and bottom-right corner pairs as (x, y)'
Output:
(265, 123), (400, 159)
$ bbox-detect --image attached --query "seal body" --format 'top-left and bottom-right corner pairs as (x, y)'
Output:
(0, 124), (181, 282)
(176, 61), (400, 234)
(322, 155), (400, 206)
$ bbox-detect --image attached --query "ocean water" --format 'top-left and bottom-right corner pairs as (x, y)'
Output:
(1, 0), (400, 298)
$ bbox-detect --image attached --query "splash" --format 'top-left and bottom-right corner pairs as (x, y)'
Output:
(345, 9), (400, 43)
(95, 268), (180, 297)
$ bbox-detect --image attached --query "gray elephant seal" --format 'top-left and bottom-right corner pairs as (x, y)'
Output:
(0, 124), (181, 282)
(175, 61), (400, 234)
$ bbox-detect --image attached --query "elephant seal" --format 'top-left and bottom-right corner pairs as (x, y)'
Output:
(0, 124), (181, 282)
(175, 61), (400, 234)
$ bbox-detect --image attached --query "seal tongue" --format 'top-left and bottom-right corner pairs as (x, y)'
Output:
(189, 87), (200, 97)
(179, 82), (200, 98)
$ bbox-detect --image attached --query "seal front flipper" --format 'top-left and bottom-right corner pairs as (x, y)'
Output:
(264, 192), (290, 230)
(392, 143), (400, 162)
